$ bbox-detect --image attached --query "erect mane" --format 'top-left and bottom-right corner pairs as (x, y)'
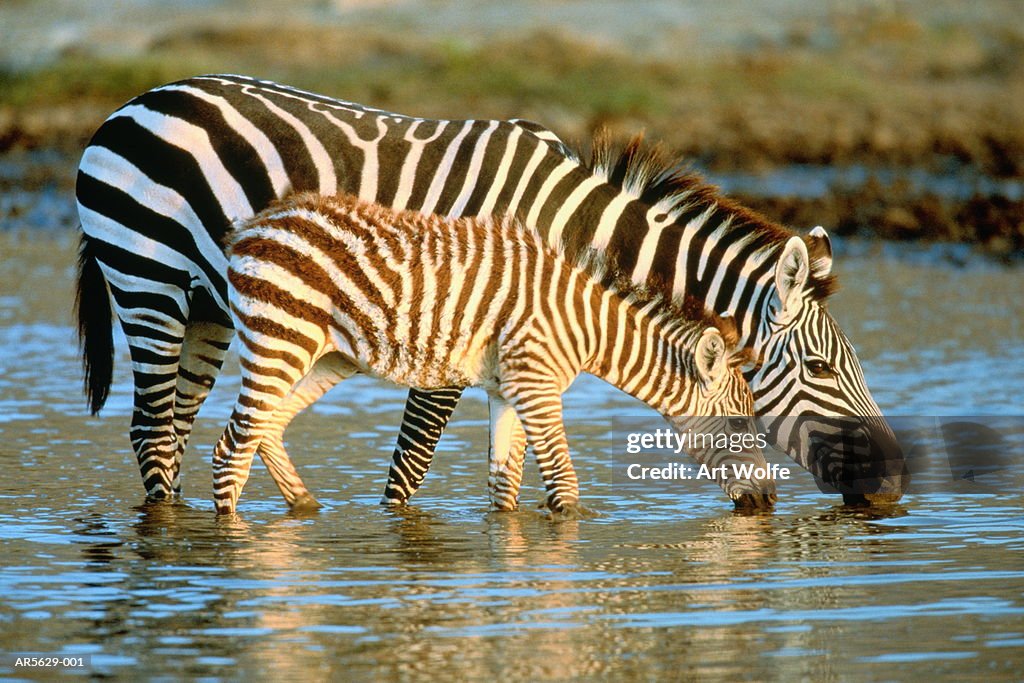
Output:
(584, 129), (717, 213)
(570, 129), (838, 302)
(635, 289), (756, 367)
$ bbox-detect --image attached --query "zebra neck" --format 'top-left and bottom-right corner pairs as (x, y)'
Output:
(551, 179), (786, 355)
(583, 289), (689, 412)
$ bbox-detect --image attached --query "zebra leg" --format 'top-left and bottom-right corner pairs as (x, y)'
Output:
(380, 387), (464, 505)
(172, 318), (234, 488)
(103, 278), (192, 500)
(212, 351), (319, 515)
(505, 386), (581, 514)
(487, 395), (527, 511)
(207, 321), (319, 511)
(257, 352), (358, 510)
(123, 319), (187, 499)
(212, 400), (274, 515)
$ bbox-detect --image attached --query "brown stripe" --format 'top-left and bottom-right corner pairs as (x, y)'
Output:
(240, 375), (287, 400)
(273, 208), (395, 314)
(235, 325), (311, 373)
(231, 234), (336, 314)
(230, 268), (333, 330)
(448, 213), (482, 345)
(238, 354), (296, 385)
(232, 303), (321, 359)
(422, 215), (455, 371)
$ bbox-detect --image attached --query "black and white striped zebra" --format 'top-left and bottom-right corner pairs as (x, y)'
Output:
(75, 74), (906, 507)
(214, 192), (769, 514)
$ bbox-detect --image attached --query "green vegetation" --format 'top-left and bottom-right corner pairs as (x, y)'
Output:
(1, 18), (1021, 177)
(0, 28), (672, 132)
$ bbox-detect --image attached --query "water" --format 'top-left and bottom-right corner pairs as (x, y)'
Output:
(1, 232), (1023, 680)
(714, 163), (1024, 202)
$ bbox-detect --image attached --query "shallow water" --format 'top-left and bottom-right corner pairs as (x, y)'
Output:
(714, 163), (1024, 202)
(1, 232), (1022, 680)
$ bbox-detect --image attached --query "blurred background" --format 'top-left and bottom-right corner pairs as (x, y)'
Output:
(1, 0), (1022, 257)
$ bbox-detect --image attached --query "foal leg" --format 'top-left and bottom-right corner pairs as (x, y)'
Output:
(487, 395), (527, 511)
(504, 384), (580, 513)
(212, 326), (320, 514)
(257, 352), (358, 509)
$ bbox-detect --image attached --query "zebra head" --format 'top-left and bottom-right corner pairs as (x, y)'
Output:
(747, 227), (908, 504)
(665, 325), (776, 509)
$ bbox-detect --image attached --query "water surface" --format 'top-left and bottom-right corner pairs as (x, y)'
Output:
(0, 232), (1022, 680)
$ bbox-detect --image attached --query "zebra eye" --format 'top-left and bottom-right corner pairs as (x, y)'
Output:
(728, 417), (750, 432)
(805, 359), (834, 378)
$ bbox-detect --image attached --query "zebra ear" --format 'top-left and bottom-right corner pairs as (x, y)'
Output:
(808, 226), (833, 278)
(775, 236), (810, 319)
(695, 328), (727, 387)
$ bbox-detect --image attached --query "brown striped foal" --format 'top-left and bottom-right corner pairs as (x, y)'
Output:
(213, 192), (773, 515)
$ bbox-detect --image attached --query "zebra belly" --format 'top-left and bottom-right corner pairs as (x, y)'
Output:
(330, 327), (499, 391)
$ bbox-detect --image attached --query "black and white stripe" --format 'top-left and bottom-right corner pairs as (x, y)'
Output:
(76, 74), (906, 506)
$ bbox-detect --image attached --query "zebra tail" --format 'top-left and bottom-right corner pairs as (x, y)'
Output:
(75, 233), (114, 414)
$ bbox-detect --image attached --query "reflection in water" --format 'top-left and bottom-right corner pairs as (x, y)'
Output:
(72, 513), (124, 565)
(2, 453), (1023, 679)
(0, 235), (1022, 678)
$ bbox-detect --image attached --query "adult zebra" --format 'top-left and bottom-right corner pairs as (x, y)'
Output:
(76, 74), (907, 507)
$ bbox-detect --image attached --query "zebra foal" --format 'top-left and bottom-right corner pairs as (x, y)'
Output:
(213, 192), (771, 515)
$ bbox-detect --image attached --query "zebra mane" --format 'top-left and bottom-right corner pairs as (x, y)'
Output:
(572, 248), (752, 365)
(573, 129), (838, 302)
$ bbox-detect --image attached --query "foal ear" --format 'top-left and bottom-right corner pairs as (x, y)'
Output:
(808, 225), (833, 279)
(775, 236), (810, 320)
(695, 328), (727, 387)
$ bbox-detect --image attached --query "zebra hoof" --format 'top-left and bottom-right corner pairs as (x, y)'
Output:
(214, 502), (236, 516)
(289, 493), (322, 511)
(539, 500), (598, 520)
(144, 489), (180, 503)
(379, 495), (408, 507)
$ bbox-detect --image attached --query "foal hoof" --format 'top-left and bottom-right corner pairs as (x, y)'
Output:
(538, 499), (597, 520)
(289, 493), (322, 512)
